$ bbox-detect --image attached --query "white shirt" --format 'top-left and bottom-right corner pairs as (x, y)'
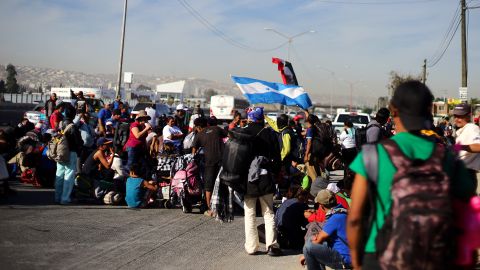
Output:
(111, 156), (128, 181)
(456, 123), (480, 170)
(339, 128), (356, 149)
(163, 125), (183, 147)
(145, 107), (157, 128)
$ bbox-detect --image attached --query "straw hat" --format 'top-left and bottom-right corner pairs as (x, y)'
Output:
(135, 110), (151, 120)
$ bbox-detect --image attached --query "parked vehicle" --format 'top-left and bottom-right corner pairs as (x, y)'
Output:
(210, 95), (249, 121)
(332, 112), (371, 128)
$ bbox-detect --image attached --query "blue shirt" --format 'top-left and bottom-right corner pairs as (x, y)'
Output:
(98, 108), (112, 126)
(322, 205), (351, 264)
(126, 177), (144, 208)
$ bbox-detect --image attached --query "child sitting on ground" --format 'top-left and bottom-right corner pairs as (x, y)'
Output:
(126, 163), (158, 208)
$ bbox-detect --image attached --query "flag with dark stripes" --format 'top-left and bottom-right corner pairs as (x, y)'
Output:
(272, 57), (299, 86)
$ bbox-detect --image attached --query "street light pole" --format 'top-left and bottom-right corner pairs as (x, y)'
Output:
(116, 0), (128, 100)
(264, 28), (315, 61)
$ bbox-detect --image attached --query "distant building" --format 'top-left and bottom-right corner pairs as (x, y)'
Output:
(432, 101), (448, 117)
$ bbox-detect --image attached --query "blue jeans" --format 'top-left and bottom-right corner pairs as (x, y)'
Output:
(126, 147), (139, 171)
(55, 152), (78, 204)
(303, 239), (349, 270)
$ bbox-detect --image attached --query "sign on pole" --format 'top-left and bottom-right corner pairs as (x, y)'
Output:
(459, 87), (468, 101)
(124, 72), (134, 84)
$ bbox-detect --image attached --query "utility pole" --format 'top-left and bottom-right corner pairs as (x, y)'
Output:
(461, 0), (468, 88)
(116, 0), (128, 100)
(422, 59), (427, 84)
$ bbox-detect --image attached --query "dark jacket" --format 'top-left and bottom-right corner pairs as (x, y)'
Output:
(243, 122), (281, 197)
(62, 120), (83, 154)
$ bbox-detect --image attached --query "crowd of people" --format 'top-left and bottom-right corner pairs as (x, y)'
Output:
(0, 80), (479, 269)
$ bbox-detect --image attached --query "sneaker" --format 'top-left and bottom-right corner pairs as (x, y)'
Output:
(267, 245), (283, 257)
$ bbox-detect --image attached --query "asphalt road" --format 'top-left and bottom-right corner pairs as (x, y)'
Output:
(0, 182), (308, 270)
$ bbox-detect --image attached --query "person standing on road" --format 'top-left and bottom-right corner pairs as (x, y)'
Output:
(55, 106), (83, 205)
(97, 103), (112, 137)
(192, 116), (227, 216)
(125, 110), (152, 175)
(45, 93), (57, 126)
(347, 81), (476, 269)
(366, 108), (390, 144)
(339, 121), (357, 174)
(75, 113), (95, 173)
(75, 91), (88, 116)
(50, 102), (64, 130)
(452, 103), (480, 194)
(242, 107), (283, 256)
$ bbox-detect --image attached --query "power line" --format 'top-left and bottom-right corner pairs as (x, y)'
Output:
(177, 0), (288, 52)
(427, 2), (462, 67)
(428, 3), (461, 62)
(313, 0), (440, 5)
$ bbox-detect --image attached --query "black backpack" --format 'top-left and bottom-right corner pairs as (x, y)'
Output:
(310, 123), (333, 159)
(276, 128), (304, 162)
(113, 122), (130, 153)
(355, 123), (380, 149)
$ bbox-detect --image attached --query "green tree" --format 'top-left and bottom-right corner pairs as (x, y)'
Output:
(5, 64), (19, 93)
(204, 88), (218, 101)
(387, 71), (422, 97)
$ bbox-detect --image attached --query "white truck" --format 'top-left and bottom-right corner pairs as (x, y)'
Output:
(331, 112), (371, 139)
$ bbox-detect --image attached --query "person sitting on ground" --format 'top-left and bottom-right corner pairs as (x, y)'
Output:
(81, 137), (114, 181)
(300, 189), (351, 270)
(162, 116), (183, 151)
(304, 184), (350, 223)
(125, 163), (158, 208)
(275, 187), (309, 250)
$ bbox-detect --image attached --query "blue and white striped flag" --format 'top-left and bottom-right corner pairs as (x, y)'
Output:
(231, 76), (312, 110)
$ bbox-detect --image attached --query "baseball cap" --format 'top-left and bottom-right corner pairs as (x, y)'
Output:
(452, 103), (471, 116)
(247, 107), (264, 122)
(176, 104), (185, 111)
(390, 81), (433, 131)
(315, 189), (337, 206)
(97, 137), (112, 146)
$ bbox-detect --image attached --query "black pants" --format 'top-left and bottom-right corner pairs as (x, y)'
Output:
(204, 163), (221, 192)
(342, 147), (358, 175)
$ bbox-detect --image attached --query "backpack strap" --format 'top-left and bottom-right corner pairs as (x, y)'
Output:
(361, 143), (378, 183)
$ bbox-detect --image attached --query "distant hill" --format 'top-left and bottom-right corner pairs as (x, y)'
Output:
(0, 64), (243, 99)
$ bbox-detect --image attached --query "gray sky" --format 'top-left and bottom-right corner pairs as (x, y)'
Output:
(0, 0), (479, 106)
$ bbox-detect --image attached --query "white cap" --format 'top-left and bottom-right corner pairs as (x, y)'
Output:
(176, 104), (185, 111)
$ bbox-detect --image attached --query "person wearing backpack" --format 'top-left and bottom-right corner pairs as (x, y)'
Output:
(366, 108), (391, 144)
(347, 81), (476, 270)
(242, 107), (283, 256)
(54, 106), (84, 205)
